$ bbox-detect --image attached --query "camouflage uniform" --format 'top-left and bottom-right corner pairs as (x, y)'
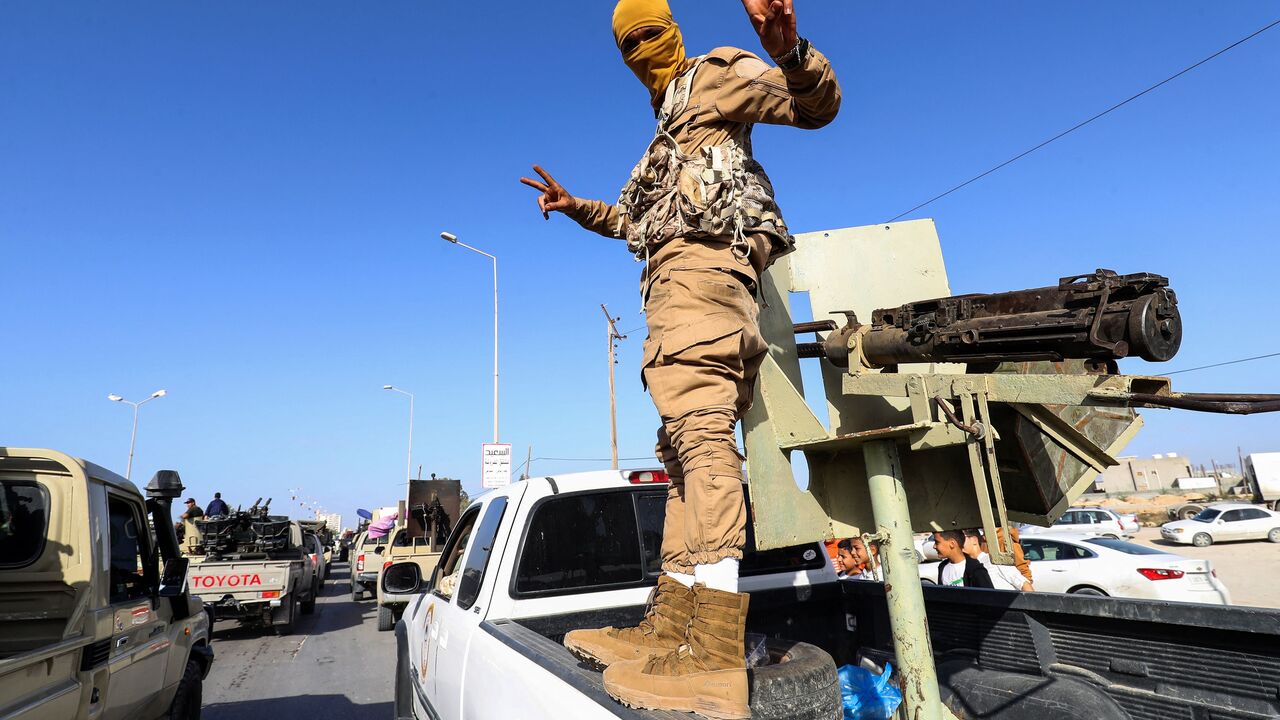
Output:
(566, 45), (841, 573)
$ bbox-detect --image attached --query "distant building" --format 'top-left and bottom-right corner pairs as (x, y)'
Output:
(1098, 453), (1194, 494)
(317, 512), (342, 532)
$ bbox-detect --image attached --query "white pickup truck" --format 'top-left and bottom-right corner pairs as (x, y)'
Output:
(391, 470), (1280, 720)
(389, 470), (844, 720)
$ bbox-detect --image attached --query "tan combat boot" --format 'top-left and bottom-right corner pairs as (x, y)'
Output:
(564, 575), (694, 669)
(602, 584), (750, 720)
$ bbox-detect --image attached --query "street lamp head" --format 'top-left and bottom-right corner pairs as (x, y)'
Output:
(151, 389), (167, 398)
(107, 394), (123, 402)
(383, 385), (394, 390)
(440, 232), (458, 243)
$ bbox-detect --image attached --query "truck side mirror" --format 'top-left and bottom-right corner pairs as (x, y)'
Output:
(373, 545), (385, 555)
(382, 562), (423, 595)
(159, 557), (190, 598)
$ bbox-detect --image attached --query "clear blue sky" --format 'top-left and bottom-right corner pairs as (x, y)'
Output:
(2, 2), (1278, 524)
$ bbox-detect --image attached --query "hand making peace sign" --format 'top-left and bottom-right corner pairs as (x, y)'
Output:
(519, 165), (574, 220)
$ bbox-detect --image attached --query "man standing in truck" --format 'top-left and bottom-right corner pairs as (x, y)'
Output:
(520, 0), (839, 716)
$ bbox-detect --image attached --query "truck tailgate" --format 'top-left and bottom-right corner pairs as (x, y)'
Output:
(189, 561), (292, 597)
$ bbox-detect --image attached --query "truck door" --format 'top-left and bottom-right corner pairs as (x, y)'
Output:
(1215, 509), (1251, 540)
(1019, 538), (1090, 594)
(102, 492), (171, 720)
(423, 495), (511, 720)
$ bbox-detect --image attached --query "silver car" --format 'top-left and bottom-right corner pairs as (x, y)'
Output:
(1023, 506), (1138, 539)
(1160, 503), (1280, 547)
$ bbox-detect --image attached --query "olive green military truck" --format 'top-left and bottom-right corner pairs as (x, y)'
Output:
(0, 448), (213, 720)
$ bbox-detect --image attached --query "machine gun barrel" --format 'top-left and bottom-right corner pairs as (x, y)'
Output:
(800, 269), (1182, 368)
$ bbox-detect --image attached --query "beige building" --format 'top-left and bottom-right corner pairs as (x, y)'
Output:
(1098, 453), (1194, 495)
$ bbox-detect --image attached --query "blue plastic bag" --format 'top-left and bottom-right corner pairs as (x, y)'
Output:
(838, 662), (903, 720)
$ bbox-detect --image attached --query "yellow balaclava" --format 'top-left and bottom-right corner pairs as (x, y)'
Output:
(612, 0), (689, 108)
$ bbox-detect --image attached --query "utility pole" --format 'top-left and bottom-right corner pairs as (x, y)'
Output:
(523, 445), (533, 480)
(601, 304), (626, 470)
(1238, 446), (1249, 497)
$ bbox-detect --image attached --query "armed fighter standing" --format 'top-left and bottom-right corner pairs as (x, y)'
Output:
(521, 0), (839, 716)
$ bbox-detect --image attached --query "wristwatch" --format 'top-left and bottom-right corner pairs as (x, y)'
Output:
(772, 37), (810, 71)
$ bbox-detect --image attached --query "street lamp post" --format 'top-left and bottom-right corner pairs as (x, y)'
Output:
(441, 231), (499, 443)
(107, 389), (167, 481)
(383, 385), (415, 485)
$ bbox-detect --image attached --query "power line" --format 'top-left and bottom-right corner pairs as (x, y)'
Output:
(886, 18), (1280, 223)
(1164, 351), (1280, 376)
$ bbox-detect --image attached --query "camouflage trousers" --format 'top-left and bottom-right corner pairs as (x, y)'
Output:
(642, 266), (768, 573)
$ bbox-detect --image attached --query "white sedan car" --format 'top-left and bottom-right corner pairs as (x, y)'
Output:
(1021, 506), (1139, 539)
(1160, 503), (1280, 547)
(920, 533), (1231, 605)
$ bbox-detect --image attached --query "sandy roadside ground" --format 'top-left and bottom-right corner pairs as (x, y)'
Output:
(1130, 526), (1280, 609)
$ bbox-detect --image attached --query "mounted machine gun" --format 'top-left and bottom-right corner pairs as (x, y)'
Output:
(743, 221), (1280, 720)
(194, 496), (295, 559)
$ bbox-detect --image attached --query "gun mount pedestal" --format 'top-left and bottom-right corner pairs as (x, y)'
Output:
(743, 221), (1279, 720)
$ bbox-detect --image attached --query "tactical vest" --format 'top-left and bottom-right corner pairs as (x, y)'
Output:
(615, 58), (794, 266)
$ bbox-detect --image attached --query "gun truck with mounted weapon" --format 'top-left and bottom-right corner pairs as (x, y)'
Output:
(742, 221), (1280, 720)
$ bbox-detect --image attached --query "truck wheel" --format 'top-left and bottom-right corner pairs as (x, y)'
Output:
(165, 656), (203, 720)
(1192, 532), (1213, 548)
(351, 583), (362, 602)
(748, 639), (840, 720)
(301, 579), (319, 615)
(1177, 504), (1203, 521)
(1268, 528), (1280, 543)
(377, 605), (396, 632)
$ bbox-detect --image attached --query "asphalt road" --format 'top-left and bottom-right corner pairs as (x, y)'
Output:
(203, 563), (395, 720)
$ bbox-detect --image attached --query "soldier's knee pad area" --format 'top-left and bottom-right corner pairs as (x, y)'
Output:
(666, 408), (741, 471)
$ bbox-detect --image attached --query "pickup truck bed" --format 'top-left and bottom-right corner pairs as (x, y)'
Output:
(494, 582), (847, 718)
(844, 580), (1280, 720)
(478, 581), (1280, 720)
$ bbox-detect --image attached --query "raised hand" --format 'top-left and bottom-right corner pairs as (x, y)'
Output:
(742, 0), (797, 60)
(519, 165), (574, 220)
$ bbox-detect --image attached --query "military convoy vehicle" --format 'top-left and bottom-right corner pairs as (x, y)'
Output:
(373, 478), (460, 631)
(392, 221), (1280, 720)
(183, 498), (320, 634)
(0, 448), (213, 720)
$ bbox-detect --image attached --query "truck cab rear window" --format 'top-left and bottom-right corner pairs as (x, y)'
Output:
(514, 488), (825, 598)
(637, 492), (826, 577)
(0, 480), (48, 569)
(516, 492), (643, 595)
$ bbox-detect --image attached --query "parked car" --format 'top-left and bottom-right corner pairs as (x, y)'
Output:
(1160, 503), (1280, 547)
(1022, 506), (1138, 539)
(921, 533), (1231, 604)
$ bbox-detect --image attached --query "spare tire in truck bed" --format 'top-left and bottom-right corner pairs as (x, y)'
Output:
(749, 638), (841, 720)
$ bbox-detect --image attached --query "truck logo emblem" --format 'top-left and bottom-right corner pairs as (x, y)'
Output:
(191, 573), (264, 589)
